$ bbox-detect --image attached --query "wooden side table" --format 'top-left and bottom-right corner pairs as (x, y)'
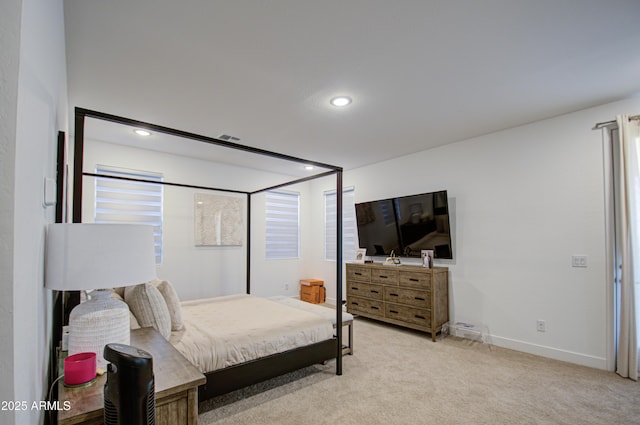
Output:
(57, 327), (206, 425)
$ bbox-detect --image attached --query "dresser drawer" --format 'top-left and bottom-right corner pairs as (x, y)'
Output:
(385, 304), (431, 328)
(383, 286), (430, 308)
(347, 266), (371, 282)
(399, 270), (432, 290)
(371, 268), (398, 284)
(348, 281), (383, 300)
(347, 296), (384, 318)
(345, 264), (447, 340)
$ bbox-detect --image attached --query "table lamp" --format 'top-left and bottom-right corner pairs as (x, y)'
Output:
(45, 223), (157, 371)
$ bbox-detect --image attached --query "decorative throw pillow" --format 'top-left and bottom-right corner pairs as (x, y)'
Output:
(109, 290), (125, 302)
(124, 283), (171, 339)
(154, 280), (184, 331)
(129, 311), (141, 330)
(110, 290), (140, 330)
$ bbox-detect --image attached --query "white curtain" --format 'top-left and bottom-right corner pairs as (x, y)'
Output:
(615, 114), (640, 380)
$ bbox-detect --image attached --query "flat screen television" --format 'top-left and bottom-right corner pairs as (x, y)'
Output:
(355, 190), (453, 259)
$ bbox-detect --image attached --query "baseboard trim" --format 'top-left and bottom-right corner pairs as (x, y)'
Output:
(489, 335), (608, 370)
(332, 296), (607, 369)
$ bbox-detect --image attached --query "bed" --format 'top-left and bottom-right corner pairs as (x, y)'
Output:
(66, 107), (347, 402)
(121, 281), (348, 401)
(171, 294), (335, 374)
(167, 294), (348, 401)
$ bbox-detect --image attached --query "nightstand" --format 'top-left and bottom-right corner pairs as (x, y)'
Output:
(57, 327), (206, 425)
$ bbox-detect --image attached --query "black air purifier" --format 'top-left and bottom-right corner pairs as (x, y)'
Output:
(104, 343), (155, 425)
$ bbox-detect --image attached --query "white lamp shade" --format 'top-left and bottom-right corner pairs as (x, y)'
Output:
(46, 223), (157, 370)
(45, 223), (157, 291)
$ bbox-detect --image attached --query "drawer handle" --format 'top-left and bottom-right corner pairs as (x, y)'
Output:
(379, 275), (388, 279)
(355, 272), (363, 276)
(371, 306), (380, 310)
(371, 290), (379, 294)
(352, 287), (359, 291)
(352, 302), (359, 306)
(414, 315), (426, 320)
(389, 310), (399, 314)
(414, 297), (425, 301)
(389, 293), (399, 297)
(409, 278), (420, 282)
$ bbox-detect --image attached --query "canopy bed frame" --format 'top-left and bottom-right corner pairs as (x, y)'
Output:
(69, 107), (344, 401)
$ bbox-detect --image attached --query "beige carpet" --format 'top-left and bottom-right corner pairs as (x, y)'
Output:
(198, 317), (640, 424)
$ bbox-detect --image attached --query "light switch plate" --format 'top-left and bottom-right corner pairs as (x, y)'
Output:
(43, 177), (56, 207)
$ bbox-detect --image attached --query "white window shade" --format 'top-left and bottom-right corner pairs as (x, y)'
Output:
(325, 188), (355, 261)
(265, 190), (300, 259)
(95, 166), (163, 264)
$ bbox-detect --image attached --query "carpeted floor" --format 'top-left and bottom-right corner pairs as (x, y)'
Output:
(198, 317), (640, 424)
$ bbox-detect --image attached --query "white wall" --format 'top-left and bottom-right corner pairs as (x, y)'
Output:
(249, 182), (315, 298)
(306, 175), (344, 303)
(0, 0), (22, 416)
(3, 0), (68, 424)
(310, 96), (640, 369)
(83, 139), (315, 300)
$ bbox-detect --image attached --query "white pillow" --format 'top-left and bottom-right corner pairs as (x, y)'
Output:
(110, 291), (141, 330)
(124, 283), (171, 339)
(153, 280), (184, 331)
(129, 310), (141, 330)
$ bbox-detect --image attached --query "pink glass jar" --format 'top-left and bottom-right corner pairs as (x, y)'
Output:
(64, 352), (96, 385)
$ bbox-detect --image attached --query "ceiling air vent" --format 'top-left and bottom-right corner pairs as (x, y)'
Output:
(218, 134), (241, 142)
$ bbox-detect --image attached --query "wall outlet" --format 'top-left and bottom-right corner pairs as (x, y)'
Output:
(284, 283), (289, 291)
(536, 320), (546, 332)
(571, 255), (587, 268)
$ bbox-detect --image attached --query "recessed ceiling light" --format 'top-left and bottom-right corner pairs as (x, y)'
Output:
(134, 129), (152, 137)
(304, 165), (314, 171)
(330, 96), (352, 107)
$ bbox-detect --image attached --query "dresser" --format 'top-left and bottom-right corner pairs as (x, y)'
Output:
(58, 327), (206, 425)
(346, 263), (449, 341)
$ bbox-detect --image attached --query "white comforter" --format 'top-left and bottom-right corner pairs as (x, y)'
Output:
(169, 294), (334, 373)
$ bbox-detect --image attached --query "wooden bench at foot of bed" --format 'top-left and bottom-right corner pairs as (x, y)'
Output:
(198, 337), (338, 402)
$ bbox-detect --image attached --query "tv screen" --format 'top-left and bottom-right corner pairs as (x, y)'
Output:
(355, 190), (452, 259)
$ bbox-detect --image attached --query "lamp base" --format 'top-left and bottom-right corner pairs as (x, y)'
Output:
(68, 290), (130, 370)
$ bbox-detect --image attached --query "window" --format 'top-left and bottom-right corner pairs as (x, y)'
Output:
(265, 190), (300, 259)
(94, 165), (163, 264)
(324, 187), (356, 261)
(383, 199), (396, 225)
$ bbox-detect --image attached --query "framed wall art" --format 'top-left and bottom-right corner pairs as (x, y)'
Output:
(194, 193), (243, 246)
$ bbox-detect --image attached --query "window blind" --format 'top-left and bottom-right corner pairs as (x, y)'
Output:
(324, 188), (356, 261)
(265, 190), (300, 259)
(95, 166), (163, 264)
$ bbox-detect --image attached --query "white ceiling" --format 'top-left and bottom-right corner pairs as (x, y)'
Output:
(84, 117), (338, 182)
(64, 0), (640, 171)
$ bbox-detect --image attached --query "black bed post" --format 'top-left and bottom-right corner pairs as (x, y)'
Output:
(246, 193), (251, 294)
(336, 170), (343, 376)
(72, 107), (85, 224)
(65, 108), (86, 320)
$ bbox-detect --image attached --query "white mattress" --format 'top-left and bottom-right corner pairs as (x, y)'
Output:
(169, 294), (334, 374)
